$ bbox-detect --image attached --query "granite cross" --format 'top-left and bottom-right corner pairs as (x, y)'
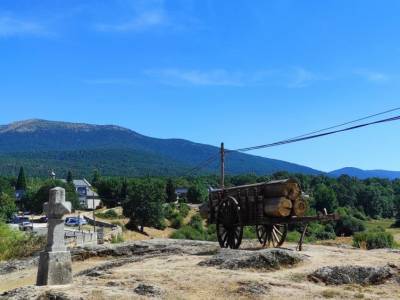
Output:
(37, 187), (73, 286)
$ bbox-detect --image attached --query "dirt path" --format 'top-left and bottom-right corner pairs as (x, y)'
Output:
(1, 240), (399, 299)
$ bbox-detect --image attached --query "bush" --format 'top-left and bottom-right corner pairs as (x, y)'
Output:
(171, 214), (216, 241)
(353, 228), (394, 249)
(170, 225), (205, 240)
(170, 214), (184, 229)
(164, 203), (177, 220)
(178, 202), (190, 218)
(96, 209), (119, 219)
(308, 223), (336, 240)
(243, 226), (256, 239)
(335, 215), (365, 236)
(111, 233), (124, 244)
(0, 223), (46, 260)
(188, 214), (203, 231)
(286, 231), (301, 242)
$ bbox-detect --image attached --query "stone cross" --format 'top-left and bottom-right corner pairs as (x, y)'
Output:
(37, 187), (73, 286)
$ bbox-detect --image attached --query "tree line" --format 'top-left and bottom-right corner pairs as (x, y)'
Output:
(1, 168), (400, 235)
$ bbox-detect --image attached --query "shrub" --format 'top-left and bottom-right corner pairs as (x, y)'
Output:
(308, 223), (336, 240)
(178, 202), (190, 218)
(96, 209), (119, 219)
(243, 226), (256, 239)
(170, 215), (184, 229)
(170, 225), (205, 240)
(286, 231), (301, 242)
(353, 228), (394, 249)
(0, 223), (46, 260)
(335, 214), (366, 236)
(171, 214), (216, 241)
(111, 233), (124, 244)
(164, 203), (177, 220)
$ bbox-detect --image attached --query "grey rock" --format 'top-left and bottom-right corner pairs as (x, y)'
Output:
(236, 281), (270, 295)
(199, 248), (306, 270)
(134, 284), (162, 297)
(0, 257), (39, 275)
(308, 265), (395, 285)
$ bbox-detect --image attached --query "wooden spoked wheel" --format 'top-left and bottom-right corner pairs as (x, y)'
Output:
(217, 196), (243, 249)
(256, 224), (287, 248)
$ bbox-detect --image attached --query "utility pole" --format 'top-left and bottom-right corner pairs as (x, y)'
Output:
(220, 142), (225, 189)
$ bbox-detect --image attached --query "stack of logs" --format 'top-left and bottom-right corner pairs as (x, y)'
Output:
(263, 180), (307, 217)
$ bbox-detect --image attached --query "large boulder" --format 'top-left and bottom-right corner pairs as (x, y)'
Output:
(308, 265), (396, 285)
(199, 248), (306, 270)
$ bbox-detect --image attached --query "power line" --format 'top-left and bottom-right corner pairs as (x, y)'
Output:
(185, 154), (219, 176)
(233, 106), (400, 152)
(182, 107), (400, 176)
(282, 106), (400, 141)
(234, 114), (400, 153)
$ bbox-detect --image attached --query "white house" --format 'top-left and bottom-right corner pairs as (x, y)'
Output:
(61, 178), (101, 210)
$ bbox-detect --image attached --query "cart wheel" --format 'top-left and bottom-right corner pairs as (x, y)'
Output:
(217, 196), (243, 249)
(256, 224), (287, 248)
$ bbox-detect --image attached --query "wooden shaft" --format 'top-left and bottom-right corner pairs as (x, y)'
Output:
(220, 142), (225, 189)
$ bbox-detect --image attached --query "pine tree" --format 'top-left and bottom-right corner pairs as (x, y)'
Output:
(165, 179), (176, 203)
(92, 170), (100, 186)
(16, 167), (27, 191)
(67, 170), (73, 184)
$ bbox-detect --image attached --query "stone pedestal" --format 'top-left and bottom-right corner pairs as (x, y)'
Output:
(37, 251), (72, 286)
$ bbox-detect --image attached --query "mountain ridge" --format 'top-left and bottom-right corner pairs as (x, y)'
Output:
(328, 167), (400, 180)
(0, 119), (322, 177)
(0, 119), (398, 179)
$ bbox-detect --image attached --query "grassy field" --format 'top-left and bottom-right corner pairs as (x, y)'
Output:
(365, 218), (400, 243)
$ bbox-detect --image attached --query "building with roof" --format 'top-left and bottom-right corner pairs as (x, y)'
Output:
(61, 178), (101, 210)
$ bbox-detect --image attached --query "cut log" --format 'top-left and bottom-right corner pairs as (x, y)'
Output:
(263, 197), (293, 217)
(292, 198), (307, 217)
(263, 182), (301, 200)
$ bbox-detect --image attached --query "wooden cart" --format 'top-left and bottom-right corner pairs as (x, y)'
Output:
(207, 179), (339, 250)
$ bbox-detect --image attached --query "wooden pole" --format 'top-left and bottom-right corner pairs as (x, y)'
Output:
(220, 142), (225, 189)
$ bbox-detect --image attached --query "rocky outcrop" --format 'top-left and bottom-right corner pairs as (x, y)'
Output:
(0, 257), (38, 275)
(199, 248), (306, 270)
(308, 265), (397, 285)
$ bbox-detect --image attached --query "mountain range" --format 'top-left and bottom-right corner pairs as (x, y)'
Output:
(0, 119), (398, 179)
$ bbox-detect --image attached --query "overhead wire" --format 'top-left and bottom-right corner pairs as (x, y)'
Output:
(183, 107), (400, 176)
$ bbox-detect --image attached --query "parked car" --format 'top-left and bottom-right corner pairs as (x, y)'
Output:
(19, 221), (33, 231)
(10, 215), (30, 224)
(39, 216), (48, 223)
(65, 217), (87, 227)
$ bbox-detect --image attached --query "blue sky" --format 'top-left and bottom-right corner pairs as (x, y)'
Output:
(1, 0), (400, 172)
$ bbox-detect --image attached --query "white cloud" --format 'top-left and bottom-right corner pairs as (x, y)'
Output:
(145, 69), (245, 86)
(95, 10), (167, 32)
(0, 15), (46, 37)
(145, 67), (324, 88)
(354, 69), (389, 83)
(287, 67), (324, 88)
(94, 0), (169, 32)
(84, 67), (324, 88)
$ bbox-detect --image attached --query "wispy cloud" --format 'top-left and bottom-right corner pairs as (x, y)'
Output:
(354, 69), (389, 83)
(0, 15), (46, 37)
(94, 0), (169, 32)
(95, 10), (167, 32)
(287, 67), (324, 88)
(84, 67), (324, 88)
(145, 67), (325, 88)
(145, 69), (245, 86)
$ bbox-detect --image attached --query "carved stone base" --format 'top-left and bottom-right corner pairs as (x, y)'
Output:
(36, 251), (72, 286)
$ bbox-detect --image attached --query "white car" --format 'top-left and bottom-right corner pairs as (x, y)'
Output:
(19, 221), (33, 231)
